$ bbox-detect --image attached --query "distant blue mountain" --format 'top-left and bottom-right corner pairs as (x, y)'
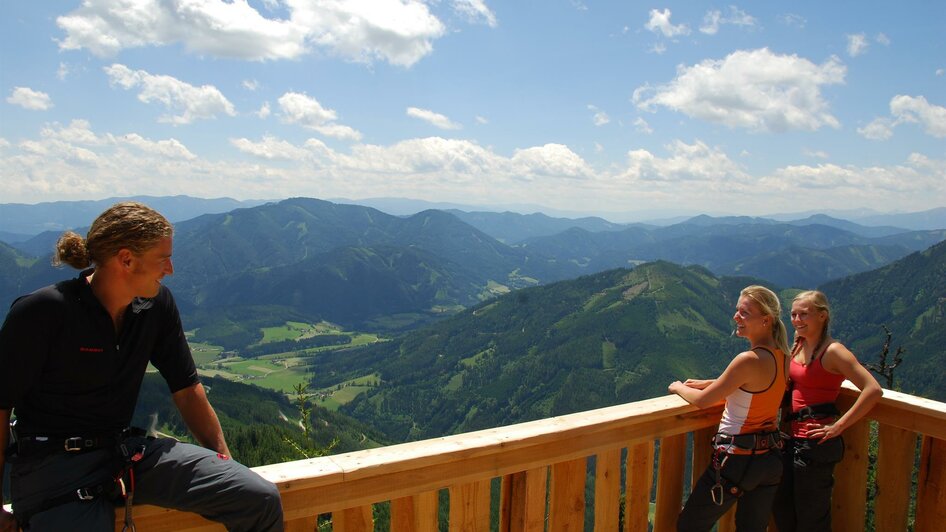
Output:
(0, 195), (269, 236)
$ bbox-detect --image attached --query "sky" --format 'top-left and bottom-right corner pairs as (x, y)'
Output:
(1, 1), (945, 221)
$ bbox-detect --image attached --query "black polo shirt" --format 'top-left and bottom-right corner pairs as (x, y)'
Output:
(0, 269), (198, 436)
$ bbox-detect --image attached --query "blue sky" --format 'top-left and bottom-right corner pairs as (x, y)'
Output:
(2, 1), (944, 220)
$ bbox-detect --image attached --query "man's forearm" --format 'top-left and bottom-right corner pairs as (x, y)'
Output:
(172, 384), (231, 455)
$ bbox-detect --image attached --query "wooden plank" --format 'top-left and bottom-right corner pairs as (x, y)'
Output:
(501, 468), (547, 532)
(283, 515), (317, 532)
(690, 426), (715, 490)
(332, 505), (372, 532)
(653, 433), (686, 532)
(831, 419), (869, 532)
(915, 436), (946, 531)
(716, 505), (736, 532)
(839, 384), (946, 440)
(594, 447), (622, 530)
(549, 458), (586, 531)
(392, 491), (439, 532)
(625, 441), (654, 532)
(449, 480), (491, 531)
(874, 424), (918, 531)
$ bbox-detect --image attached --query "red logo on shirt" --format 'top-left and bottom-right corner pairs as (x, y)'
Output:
(79, 347), (105, 353)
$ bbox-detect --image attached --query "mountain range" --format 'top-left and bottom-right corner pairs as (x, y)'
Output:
(302, 240), (946, 442)
(1, 197), (943, 348)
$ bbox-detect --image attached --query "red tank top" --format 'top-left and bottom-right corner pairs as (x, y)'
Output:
(789, 341), (844, 437)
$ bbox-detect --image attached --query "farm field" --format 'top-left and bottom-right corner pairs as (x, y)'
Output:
(192, 321), (384, 397)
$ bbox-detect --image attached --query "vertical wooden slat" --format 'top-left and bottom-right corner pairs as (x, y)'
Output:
(625, 441), (655, 532)
(501, 468), (548, 532)
(283, 515), (317, 532)
(653, 433), (687, 532)
(549, 457), (586, 531)
(332, 505), (372, 532)
(716, 505), (736, 532)
(690, 427), (715, 489)
(392, 491), (439, 532)
(874, 424), (918, 531)
(594, 448), (622, 530)
(915, 436), (946, 531)
(831, 419), (870, 532)
(449, 480), (491, 531)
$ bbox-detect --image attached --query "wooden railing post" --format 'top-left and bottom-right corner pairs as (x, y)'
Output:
(625, 441), (655, 532)
(500, 467), (548, 532)
(333, 505), (373, 532)
(392, 491), (439, 532)
(449, 480), (491, 531)
(874, 424), (918, 530)
(653, 434), (686, 531)
(594, 448), (622, 530)
(549, 458), (586, 531)
(915, 435), (946, 531)
(832, 418), (870, 531)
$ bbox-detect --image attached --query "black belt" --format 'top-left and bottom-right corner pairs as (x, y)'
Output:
(14, 427), (147, 457)
(789, 402), (839, 421)
(712, 430), (782, 451)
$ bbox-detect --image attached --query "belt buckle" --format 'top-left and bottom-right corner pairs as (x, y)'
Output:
(64, 437), (91, 452)
(77, 487), (95, 501)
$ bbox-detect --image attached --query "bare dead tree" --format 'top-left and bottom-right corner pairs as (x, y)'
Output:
(864, 325), (905, 389)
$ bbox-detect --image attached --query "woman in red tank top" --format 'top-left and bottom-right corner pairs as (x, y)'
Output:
(772, 290), (882, 532)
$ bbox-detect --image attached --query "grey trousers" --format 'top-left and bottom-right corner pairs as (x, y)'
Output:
(10, 436), (283, 531)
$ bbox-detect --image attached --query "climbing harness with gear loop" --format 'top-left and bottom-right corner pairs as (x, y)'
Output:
(708, 430), (783, 506)
(8, 427), (149, 530)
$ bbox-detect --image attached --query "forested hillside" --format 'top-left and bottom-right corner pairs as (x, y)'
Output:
(824, 240), (946, 401)
(306, 262), (754, 441)
(132, 374), (389, 467)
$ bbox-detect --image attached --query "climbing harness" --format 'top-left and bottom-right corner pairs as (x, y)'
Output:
(9, 427), (148, 530)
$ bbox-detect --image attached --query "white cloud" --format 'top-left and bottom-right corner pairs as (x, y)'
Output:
(57, 0), (447, 67)
(858, 117), (894, 140)
(633, 48), (845, 132)
(277, 91), (361, 140)
(7, 87), (54, 110)
(57, 62), (70, 80)
(231, 135), (311, 160)
(475, 116), (489, 125)
(766, 155), (946, 199)
(511, 144), (593, 179)
(890, 95), (946, 137)
(407, 107), (462, 130)
(875, 33), (891, 46)
(452, 0), (497, 28)
(257, 102), (271, 119)
(645, 9), (689, 38)
(103, 64), (235, 124)
(779, 13), (806, 29)
(700, 6), (757, 35)
(847, 33), (869, 57)
(588, 105), (610, 126)
(620, 139), (747, 183)
(243, 79), (260, 91)
(860, 95), (946, 139)
(936, 68), (945, 77)
(802, 148), (830, 159)
(649, 42), (667, 55)
(312, 123), (363, 141)
(633, 117), (653, 134)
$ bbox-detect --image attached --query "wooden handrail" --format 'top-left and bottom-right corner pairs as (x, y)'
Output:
(5, 386), (943, 531)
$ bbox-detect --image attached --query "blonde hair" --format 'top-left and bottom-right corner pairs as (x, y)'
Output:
(54, 202), (172, 269)
(740, 285), (790, 354)
(792, 290), (831, 351)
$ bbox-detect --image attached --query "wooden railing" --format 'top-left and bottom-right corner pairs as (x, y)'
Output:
(102, 384), (945, 530)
